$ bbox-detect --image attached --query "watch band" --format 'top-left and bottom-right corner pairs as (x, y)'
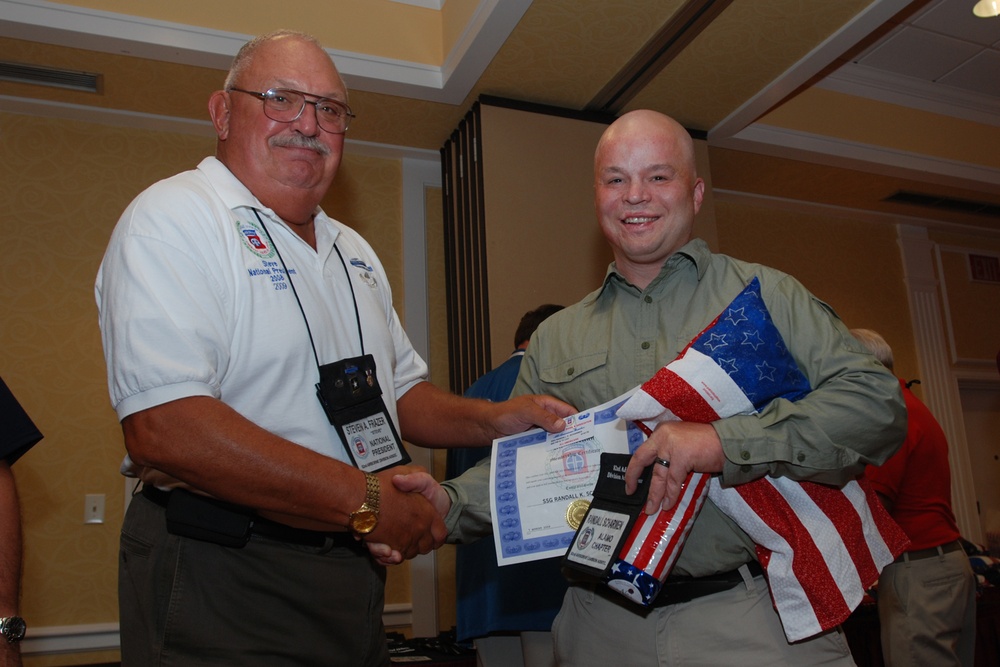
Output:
(349, 472), (380, 535)
(360, 472), (380, 514)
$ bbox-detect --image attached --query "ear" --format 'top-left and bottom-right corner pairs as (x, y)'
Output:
(692, 178), (705, 215)
(208, 90), (231, 140)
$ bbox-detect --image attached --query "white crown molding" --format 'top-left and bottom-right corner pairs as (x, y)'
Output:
(0, 93), (218, 136)
(712, 188), (1000, 240)
(713, 123), (1000, 195)
(0, 0), (249, 70)
(709, 0), (914, 140)
(819, 63), (1000, 128)
(0, 0), (532, 105)
(436, 0), (531, 105)
(390, 0), (445, 9)
(344, 138), (440, 162)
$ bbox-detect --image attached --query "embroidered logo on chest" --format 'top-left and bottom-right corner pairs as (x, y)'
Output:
(350, 257), (377, 288)
(235, 218), (276, 259)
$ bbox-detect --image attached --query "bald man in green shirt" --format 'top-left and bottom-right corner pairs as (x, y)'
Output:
(382, 110), (905, 667)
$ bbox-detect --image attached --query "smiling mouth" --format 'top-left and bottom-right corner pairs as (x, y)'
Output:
(623, 216), (657, 224)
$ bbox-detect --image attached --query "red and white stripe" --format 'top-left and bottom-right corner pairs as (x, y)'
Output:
(708, 474), (904, 641)
(619, 471), (710, 580)
(619, 348), (753, 426)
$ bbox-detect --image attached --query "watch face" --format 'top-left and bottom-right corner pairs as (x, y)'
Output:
(1, 616), (25, 643)
(350, 509), (378, 535)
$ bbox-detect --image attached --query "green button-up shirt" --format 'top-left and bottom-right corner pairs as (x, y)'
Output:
(443, 238), (905, 576)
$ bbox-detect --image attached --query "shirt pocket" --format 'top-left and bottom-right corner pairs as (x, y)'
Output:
(538, 349), (608, 387)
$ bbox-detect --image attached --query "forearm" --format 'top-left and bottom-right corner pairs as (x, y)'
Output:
(717, 281), (907, 486)
(715, 387), (903, 487)
(396, 382), (496, 448)
(0, 464), (21, 616)
(123, 396), (367, 531)
(396, 381), (571, 449)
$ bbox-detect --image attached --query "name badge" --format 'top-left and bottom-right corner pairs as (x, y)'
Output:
(316, 354), (411, 473)
(563, 453), (651, 587)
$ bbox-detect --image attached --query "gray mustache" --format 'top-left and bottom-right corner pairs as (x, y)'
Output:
(270, 134), (331, 156)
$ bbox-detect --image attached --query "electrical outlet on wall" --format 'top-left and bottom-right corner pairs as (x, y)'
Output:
(84, 493), (105, 524)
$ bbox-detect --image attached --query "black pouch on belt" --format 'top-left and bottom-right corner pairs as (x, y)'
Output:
(165, 488), (254, 548)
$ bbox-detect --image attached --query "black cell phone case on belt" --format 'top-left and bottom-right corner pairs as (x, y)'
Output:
(165, 488), (254, 548)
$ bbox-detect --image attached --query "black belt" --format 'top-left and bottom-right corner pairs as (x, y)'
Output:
(141, 485), (358, 549)
(894, 539), (963, 563)
(652, 560), (764, 607)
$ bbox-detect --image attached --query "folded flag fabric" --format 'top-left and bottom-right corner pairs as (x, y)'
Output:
(607, 465), (711, 605)
(616, 276), (908, 642)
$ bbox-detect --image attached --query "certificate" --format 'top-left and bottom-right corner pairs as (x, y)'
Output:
(490, 389), (646, 565)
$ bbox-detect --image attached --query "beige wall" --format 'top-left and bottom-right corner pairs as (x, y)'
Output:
(2, 111), (213, 666)
(712, 199), (919, 380)
(1, 113), (215, 619)
(479, 104), (612, 368)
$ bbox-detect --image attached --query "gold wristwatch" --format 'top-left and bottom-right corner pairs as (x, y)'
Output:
(349, 472), (380, 535)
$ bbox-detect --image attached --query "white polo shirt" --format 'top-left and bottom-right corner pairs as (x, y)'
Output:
(96, 157), (427, 477)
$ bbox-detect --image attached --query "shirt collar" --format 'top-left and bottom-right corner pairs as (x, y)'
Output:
(585, 237), (711, 304)
(197, 156), (338, 243)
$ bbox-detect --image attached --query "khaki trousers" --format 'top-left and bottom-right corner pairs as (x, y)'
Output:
(552, 570), (856, 666)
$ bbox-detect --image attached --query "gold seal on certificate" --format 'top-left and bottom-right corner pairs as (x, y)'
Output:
(566, 499), (590, 530)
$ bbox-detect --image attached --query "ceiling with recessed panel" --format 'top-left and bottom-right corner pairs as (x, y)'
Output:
(1, 0), (998, 232)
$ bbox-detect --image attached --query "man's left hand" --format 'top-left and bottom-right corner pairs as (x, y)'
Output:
(624, 421), (726, 514)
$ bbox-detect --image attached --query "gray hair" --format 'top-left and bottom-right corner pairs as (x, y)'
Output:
(849, 328), (894, 371)
(224, 30), (326, 90)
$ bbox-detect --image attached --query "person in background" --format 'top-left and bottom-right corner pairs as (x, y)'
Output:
(382, 109), (906, 666)
(850, 328), (976, 667)
(0, 376), (44, 667)
(447, 304), (566, 667)
(95, 30), (571, 667)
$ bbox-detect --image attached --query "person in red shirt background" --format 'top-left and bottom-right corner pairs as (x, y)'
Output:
(851, 328), (976, 667)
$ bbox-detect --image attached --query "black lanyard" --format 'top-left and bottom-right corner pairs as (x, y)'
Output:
(250, 209), (411, 472)
(252, 208), (364, 369)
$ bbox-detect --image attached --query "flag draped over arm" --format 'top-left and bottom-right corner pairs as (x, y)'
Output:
(616, 277), (908, 642)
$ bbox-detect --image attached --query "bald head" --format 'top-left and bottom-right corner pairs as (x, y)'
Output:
(595, 110), (698, 180)
(593, 110), (704, 289)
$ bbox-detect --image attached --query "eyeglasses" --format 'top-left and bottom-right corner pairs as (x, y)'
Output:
(228, 87), (355, 134)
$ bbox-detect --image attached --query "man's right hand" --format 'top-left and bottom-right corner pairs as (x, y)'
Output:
(365, 471), (450, 565)
(365, 468), (447, 561)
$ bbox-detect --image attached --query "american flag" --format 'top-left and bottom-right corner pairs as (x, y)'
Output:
(615, 277), (908, 642)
